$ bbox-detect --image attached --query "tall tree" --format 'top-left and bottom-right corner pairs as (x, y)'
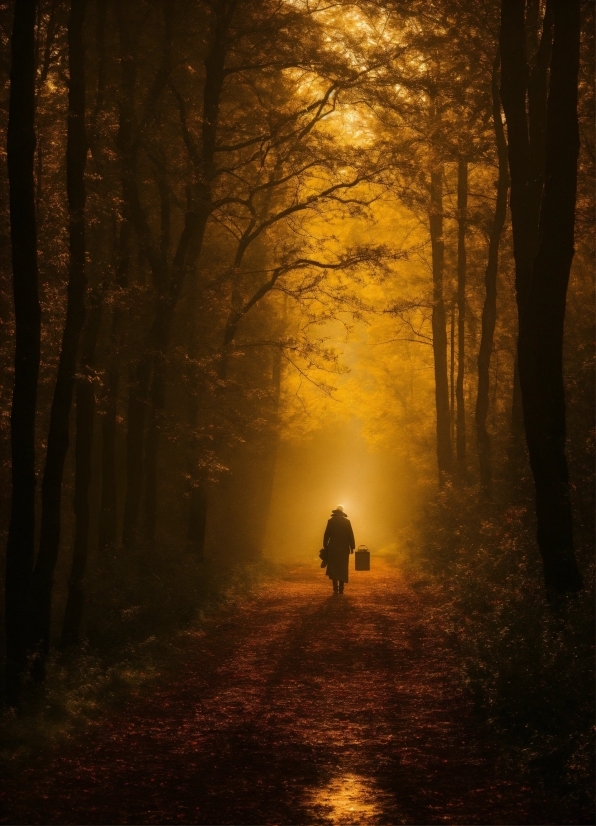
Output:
(429, 157), (453, 482)
(60, 289), (102, 646)
(5, 0), (41, 704)
(61, 0), (109, 646)
(455, 156), (467, 469)
(476, 52), (509, 495)
(98, 0), (132, 552)
(30, 0), (89, 676)
(120, 0), (238, 546)
(500, 0), (583, 593)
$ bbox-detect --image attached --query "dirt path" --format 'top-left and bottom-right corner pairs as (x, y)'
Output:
(0, 559), (579, 824)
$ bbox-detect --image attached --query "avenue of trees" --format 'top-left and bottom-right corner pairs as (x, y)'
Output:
(0, 0), (593, 704)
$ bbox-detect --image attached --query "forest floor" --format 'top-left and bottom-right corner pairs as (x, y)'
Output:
(0, 557), (589, 825)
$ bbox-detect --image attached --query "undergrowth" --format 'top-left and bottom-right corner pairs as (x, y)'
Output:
(406, 475), (595, 816)
(0, 547), (272, 760)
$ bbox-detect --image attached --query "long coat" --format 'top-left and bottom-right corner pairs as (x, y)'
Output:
(323, 512), (355, 583)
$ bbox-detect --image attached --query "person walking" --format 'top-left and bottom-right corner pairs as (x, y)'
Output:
(323, 505), (355, 594)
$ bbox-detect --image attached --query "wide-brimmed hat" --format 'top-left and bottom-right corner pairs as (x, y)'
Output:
(331, 504), (346, 515)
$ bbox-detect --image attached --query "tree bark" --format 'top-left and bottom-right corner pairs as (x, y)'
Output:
(450, 301), (455, 443)
(429, 163), (452, 482)
(187, 484), (208, 558)
(116, 3), (158, 547)
(98, 220), (131, 551)
(62, 0), (109, 644)
(60, 289), (102, 646)
(500, 0), (582, 592)
(5, 0), (41, 705)
(510, 352), (524, 442)
(142, 314), (171, 544)
(184, 313), (208, 558)
(122, 344), (153, 546)
(456, 158), (467, 469)
(30, 0), (88, 677)
(517, 0), (583, 593)
(476, 53), (509, 494)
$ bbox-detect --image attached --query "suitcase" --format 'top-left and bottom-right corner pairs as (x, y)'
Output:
(354, 544), (370, 571)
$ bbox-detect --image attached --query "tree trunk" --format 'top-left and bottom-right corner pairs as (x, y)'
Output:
(30, 0), (88, 677)
(184, 280), (209, 558)
(476, 53), (509, 495)
(510, 353), (524, 442)
(99, 7), (136, 550)
(98, 217), (131, 548)
(187, 485), (208, 558)
(123, 1), (233, 545)
(517, 0), (583, 593)
(142, 311), (172, 544)
(456, 158), (467, 469)
(450, 301), (455, 442)
(142, 163), (172, 545)
(60, 289), (102, 646)
(122, 345), (152, 546)
(500, 0), (553, 305)
(500, 0), (582, 592)
(61, 0), (109, 644)
(429, 163), (452, 482)
(5, 0), (41, 705)
(253, 345), (283, 553)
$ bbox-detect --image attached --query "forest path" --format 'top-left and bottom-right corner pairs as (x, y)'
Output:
(1, 558), (571, 825)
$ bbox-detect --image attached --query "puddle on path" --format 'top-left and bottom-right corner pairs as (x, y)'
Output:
(307, 772), (388, 825)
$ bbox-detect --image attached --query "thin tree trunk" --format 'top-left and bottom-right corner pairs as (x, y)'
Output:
(476, 53), (509, 494)
(142, 163), (172, 545)
(96, 4), (128, 552)
(185, 277), (209, 558)
(30, 0), (88, 677)
(185, 338), (208, 559)
(526, 1), (554, 265)
(60, 289), (102, 646)
(253, 344), (283, 553)
(116, 4), (156, 547)
(500, 0), (553, 304)
(450, 301), (455, 442)
(61, 0), (109, 644)
(122, 345), (152, 546)
(142, 313), (171, 544)
(98, 220), (130, 550)
(187, 484), (208, 558)
(429, 163), (452, 482)
(5, 0), (41, 705)
(517, 0), (583, 593)
(88, 0), (107, 156)
(456, 158), (467, 469)
(35, 136), (43, 205)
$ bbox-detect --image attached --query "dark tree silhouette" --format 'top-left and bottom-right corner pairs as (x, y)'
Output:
(5, 0), (41, 705)
(30, 0), (89, 676)
(429, 156), (453, 483)
(60, 289), (102, 646)
(476, 52), (509, 495)
(61, 0), (109, 646)
(500, 0), (583, 593)
(455, 157), (467, 469)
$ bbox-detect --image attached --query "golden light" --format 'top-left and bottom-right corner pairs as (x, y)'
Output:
(307, 773), (384, 824)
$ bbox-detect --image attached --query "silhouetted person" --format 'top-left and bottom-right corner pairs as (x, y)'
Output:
(323, 505), (355, 594)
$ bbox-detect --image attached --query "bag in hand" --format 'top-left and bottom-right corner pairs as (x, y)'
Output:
(319, 547), (328, 568)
